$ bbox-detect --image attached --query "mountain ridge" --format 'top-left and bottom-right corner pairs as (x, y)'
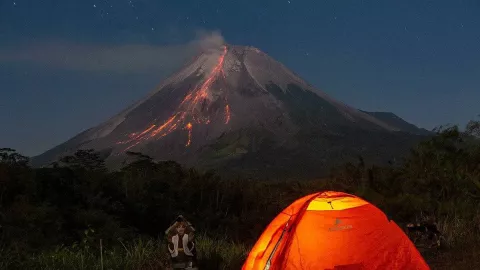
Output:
(31, 44), (430, 178)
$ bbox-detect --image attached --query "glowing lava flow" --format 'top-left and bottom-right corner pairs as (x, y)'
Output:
(117, 124), (156, 145)
(117, 45), (230, 151)
(225, 105), (231, 124)
(185, 122), (193, 146)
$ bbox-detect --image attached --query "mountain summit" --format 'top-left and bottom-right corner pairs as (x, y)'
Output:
(32, 44), (428, 178)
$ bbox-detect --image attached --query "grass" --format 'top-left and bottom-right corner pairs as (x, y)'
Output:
(0, 235), (248, 270)
(409, 213), (480, 270)
(195, 234), (249, 270)
(1, 239), (168, 270)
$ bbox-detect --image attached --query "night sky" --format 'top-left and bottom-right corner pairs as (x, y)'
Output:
(1, 0), (479, 156)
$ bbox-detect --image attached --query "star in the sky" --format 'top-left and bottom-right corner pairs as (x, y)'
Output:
(13, 1), (16, 6)
(93, 4), (97, 8)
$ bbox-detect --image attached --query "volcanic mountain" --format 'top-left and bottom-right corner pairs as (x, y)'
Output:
(32, 44), (429, 179)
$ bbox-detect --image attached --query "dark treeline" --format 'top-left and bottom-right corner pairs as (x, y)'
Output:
(0, 120), (479, 269)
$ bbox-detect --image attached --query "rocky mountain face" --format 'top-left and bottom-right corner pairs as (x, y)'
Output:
(31, 44), (429, 179)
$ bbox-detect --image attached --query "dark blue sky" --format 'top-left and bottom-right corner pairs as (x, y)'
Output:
(1, 0), (479, 156)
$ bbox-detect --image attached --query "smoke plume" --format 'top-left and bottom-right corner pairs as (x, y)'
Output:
(0, 30), (225, 74)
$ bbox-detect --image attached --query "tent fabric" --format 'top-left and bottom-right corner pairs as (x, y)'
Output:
(242, 191), (430, 270)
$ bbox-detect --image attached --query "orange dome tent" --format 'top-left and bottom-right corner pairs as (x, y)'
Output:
(242, 191), (430, 270)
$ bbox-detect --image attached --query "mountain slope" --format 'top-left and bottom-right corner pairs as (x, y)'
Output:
(361, 111), (432, 135)
(31, 44), (429, 178)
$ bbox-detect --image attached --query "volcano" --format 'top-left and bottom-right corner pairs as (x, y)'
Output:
(31, 44), (429, 179)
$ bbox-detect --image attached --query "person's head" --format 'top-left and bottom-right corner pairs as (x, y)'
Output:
(176, 221), (187, 235)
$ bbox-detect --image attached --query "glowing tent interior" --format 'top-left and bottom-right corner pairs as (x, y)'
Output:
(242, 191), (430, 270)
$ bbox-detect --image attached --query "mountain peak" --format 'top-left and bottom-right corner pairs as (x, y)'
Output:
(31, 44), (429, 178)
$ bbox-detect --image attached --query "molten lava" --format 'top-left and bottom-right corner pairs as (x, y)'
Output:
(185, 122), (193, 146)
(225, 105), (231, 124)
(117, 45), (231, 151)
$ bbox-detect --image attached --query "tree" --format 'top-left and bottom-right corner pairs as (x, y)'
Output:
(0, 148), (29, 166)
(59, 149), (106, 171)
(466, 119), (480, 137)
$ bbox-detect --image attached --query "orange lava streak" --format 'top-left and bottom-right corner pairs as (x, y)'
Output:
(117, 124), (156, 145)
(117, 45), (229, 152)
(150, 113), (181, 137)
(185, 122), (193, 146)
(189, 46), (228, 111)
(124, 140), (142, 152)
(225, 104), (231, 124)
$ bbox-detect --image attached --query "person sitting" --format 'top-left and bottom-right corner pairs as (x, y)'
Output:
(166, 216), (198, 269)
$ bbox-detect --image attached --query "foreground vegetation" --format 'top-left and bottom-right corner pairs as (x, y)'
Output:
(1, 120), (479, 269)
